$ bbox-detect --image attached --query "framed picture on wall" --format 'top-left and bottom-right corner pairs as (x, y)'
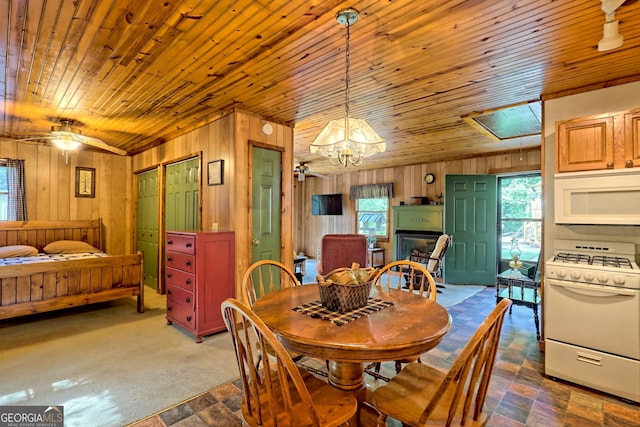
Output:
(207, 160), (224, 186)
(75, 167), (96, 198)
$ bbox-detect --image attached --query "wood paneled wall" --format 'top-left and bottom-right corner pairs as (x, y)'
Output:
(1, 141), (132, 255)
(294, 148), (541, 262)
(132, 109), (294, 295)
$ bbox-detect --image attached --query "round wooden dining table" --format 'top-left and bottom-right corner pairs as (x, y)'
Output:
(252, 284), (452, 393)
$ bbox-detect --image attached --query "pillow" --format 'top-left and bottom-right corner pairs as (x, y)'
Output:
(43, 240), (101, 254)
(0, 245), (39, 258)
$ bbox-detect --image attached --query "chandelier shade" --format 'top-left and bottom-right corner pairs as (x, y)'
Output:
(310, 8), (385, 167)
(310, 118), (385, 166)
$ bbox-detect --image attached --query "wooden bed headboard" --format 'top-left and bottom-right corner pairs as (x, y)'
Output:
(0, 219), (103, 252)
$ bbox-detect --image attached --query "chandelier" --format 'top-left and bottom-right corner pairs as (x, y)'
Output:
(310, 8), (385, 167)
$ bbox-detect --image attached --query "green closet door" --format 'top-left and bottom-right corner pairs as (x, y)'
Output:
(137, 169), (159, 290)
(166, 157), (200, 232)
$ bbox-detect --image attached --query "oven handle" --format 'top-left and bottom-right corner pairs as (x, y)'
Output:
(548, 279), (637, 297)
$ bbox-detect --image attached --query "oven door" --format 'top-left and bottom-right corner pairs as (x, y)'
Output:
(545, 278), (640, 359)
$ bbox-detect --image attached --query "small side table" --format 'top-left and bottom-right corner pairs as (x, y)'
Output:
(367, 247), (385, 268)
(496, 269), (541, 340)
(293, 256), (308, 282)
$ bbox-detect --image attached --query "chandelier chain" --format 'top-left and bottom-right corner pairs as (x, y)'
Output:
(344, 17), (351, 121)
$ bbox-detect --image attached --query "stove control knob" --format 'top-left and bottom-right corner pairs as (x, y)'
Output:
(584, 272), (595, 281)
(597, 274), (609, 283)
(571, 271), (581, 280)
(557, 270), (566, 278)
(613, 275), (625, 285)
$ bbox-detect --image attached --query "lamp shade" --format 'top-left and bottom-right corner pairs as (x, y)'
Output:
(310, 118), (386, 159)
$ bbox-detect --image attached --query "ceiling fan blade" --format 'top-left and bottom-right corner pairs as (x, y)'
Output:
(307, 171), (329, 179)
(75, 135), (128, 155)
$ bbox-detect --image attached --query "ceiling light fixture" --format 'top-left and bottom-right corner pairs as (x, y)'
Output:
(598, 0), (626, 52)
(310, 8), (385, 167)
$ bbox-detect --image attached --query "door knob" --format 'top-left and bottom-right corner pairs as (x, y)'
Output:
(252, 239), (261, 246)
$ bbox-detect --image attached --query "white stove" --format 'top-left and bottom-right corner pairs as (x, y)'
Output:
(546, 240), (640, 289)
(545, 239), (640, 403)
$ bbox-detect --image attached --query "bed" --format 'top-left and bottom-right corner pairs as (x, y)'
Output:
(0, 219), (144, 321)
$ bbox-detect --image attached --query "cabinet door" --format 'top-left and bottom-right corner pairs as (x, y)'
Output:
(556, 115), (615, 172)
(624, 109), (640, 168)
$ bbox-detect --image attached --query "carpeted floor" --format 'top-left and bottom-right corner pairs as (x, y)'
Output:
(0, 287), (238, 427)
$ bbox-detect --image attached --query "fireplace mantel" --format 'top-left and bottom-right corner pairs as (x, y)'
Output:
(392, 205), (443, 232)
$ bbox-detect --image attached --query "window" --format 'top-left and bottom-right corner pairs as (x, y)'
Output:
(0, 166), (7, 220)
(356, 198), (388, 238)
(498, 173), (541, 269)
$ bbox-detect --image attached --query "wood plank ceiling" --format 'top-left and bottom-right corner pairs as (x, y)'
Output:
(1, 0), (640, 175)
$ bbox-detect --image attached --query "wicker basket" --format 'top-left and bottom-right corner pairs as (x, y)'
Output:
(317, 267), (374, 313)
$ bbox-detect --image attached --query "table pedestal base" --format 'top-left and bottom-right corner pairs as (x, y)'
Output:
(328, 361), (365, 391)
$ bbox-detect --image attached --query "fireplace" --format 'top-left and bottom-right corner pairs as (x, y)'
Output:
(392, 205), (444, 261)
(395, 231), (442, 261)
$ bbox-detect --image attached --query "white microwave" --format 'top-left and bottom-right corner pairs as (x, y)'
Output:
(554, 168), (640, 225)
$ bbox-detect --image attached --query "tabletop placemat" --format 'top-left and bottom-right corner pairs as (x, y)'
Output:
(293, 298), (394, 326)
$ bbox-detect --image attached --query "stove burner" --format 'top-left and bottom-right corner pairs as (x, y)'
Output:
(553, 253), (590, 264)
(591, 255), (633, 269)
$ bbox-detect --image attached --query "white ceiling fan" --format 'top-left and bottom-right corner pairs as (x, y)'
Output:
(3, 118), (127, 162)
(294, 162), (329, 182)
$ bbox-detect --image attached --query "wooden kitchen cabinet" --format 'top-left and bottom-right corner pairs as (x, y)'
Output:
(556, 109), (640, 173)
(624, 108), (640, 168)
(165, 231), (235, 342)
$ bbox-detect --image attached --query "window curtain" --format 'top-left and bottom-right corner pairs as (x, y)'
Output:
(349, 183), (394, 200)
(6, 159), (28, 220)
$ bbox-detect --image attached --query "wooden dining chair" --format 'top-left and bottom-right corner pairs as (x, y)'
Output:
(221, 298), (358, 427)
(365, 260), (438, 380)
(241, 259), (301, 307)
(371, 298), (512, 427)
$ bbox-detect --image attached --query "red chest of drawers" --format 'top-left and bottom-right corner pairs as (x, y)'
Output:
(165, 231), (235, 342)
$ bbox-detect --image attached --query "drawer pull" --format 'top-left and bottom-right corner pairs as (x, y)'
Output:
(577, 352), (602, 366)
(167, 256), (173, 262)
(167, 273), (172, 279)
(167, 240), (173, 245)
(186, 316), (192, 322)
(167, 289), (172, 295)
(186, 279), (191, 285)
(186, 260), (192, 267)
(167, 306), (172, 311)
(186, 242), (192, 248)
(185, 297), (191, 303)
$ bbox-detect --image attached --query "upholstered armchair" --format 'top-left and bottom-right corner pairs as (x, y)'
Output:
(317, 234), (368, 275)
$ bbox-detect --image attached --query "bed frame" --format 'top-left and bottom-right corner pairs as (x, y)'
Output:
(0, 219), (144, 321)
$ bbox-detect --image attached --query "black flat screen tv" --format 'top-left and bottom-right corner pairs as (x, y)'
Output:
(312, 193), (343, 216)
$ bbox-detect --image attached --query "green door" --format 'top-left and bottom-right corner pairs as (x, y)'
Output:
(165, 158), (200, 232)
(137, 169), (159, 290)
(444, 174), (497, 285)
(251, 147), (281, 263)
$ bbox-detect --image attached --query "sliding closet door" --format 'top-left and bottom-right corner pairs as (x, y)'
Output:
(137, 169), (159, 290)
(165, 157), (200, 232)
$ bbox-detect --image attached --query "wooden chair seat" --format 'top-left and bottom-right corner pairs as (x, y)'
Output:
(371, 299), (512, 426)
(371, 364), (488, 426)
(222, 298), (358, 427)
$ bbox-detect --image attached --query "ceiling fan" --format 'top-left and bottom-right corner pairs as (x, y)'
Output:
(294, 162), (329, 182)
(4, 118), (127, 162)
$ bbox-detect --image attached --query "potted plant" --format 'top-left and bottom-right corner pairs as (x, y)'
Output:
(366, 236), (377, 249)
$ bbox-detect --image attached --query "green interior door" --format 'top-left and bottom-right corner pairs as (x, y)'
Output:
(137, 169), (159, 290)
(444, 174), (497, 285)
(165, 158), (200, 232)
(251, 147), (281, 263)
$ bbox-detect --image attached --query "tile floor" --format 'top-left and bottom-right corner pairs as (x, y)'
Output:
(128, 287), (640, 426)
